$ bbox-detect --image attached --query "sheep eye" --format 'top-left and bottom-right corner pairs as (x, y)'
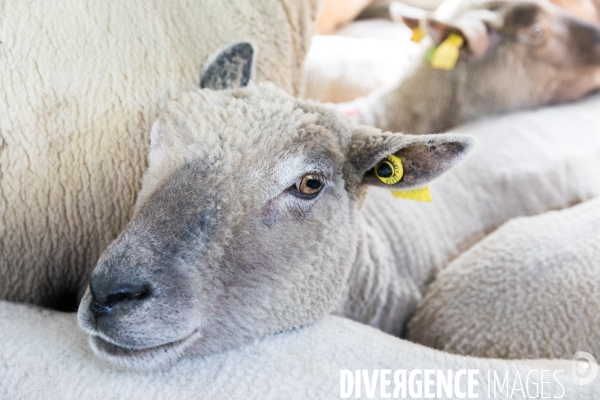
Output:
(295, 174), (324, 196)
(531, 23), (544, 38)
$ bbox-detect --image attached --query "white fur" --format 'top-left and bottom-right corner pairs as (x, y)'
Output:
(407, 196), (600, 360)
(0, 0), (319, 305)
(303, 22), (419, 103)
(346, 92), (600, 335)
(0, 300), (595, 399)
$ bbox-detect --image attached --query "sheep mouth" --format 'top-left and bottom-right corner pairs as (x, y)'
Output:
(89, 330), (201, 371)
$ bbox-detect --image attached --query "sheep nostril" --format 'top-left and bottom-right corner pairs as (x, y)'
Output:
(89, 279), (151, 318)
(104, 288), (149, 307)
(90, 300), (111, 318)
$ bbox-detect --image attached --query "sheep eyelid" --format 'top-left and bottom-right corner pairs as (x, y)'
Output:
(285, 173), (329, 200)
(288, 187), (321, 200)
(531, 23), (544, 37)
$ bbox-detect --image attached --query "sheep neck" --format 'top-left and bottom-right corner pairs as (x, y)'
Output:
(340, 200), (424, 337)
(367, 62), (467, 134)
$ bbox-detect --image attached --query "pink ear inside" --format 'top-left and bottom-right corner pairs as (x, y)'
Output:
(426, 17), (491, 58)
(389, 2), (429, 29)
(401, 16), (420, 29)
(456, 17), (490, 58)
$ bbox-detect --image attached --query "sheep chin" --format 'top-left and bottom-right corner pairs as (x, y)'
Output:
(88, 329), (202, 372)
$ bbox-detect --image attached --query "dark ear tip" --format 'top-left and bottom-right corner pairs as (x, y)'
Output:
(440, 133), (477, 161)
(457, 134), (478, 151)
(200, 42), (255, 91)
(235, 42), (254, 59)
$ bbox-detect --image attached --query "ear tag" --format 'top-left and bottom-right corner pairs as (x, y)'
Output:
(375, 155), (433, 202)
(430, 33), (464, 71)
(410, 27), (425, 43)
(375, 154), (404, 185)
(392, 187), (432, 202)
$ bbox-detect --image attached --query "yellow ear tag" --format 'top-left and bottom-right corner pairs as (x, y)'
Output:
(375, 154), (404, 185)
(410, 27), (425, 43)
(392, 187), (432, 202)
(430, 33), (464, 71)
(374, 155), (433, 202)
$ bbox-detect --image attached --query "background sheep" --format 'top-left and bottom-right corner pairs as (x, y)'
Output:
(304, 33), (418, 103)
(76, 45), (600, 371)
(343, 93), (600, 334)
(406, 196), (600, 360)
(305, 0), (600, 106)
(1, 300), (595, 399)
(0, 0), (318, 310)
(342, 0), (600, 133)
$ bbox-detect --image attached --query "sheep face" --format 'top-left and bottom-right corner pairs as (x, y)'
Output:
(397, 0), (600, 111)
(78, 84), (357, 370)
(77, 46), (475, 371)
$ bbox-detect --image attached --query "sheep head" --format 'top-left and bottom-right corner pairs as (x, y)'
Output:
(392, 0), (600, 112)
(77, 43), (475, 371)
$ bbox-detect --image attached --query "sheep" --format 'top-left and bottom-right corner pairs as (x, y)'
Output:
(315, 0), (376, 34)
(343, 0), (600, 134)
(2, 300), (596, 399)
(303, 34), (419, 103)
(390, 0), (600, 23)
(76, 44), (600, 371)
(0, 0), (318, 310)
(405, 196), (600, 360)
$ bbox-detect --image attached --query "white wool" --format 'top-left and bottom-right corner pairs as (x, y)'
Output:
(406, 196), (600, 360)
(303, 21), (419, 103)
(345, 92), (600, 334)
(0, 0), (318, 305)
(0, 300), (595, 400)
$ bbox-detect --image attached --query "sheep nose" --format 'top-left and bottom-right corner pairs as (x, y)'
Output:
(89, 276), (150, 318)
(567, 18), (600, 64)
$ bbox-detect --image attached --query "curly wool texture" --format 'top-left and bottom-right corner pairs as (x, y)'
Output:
(1, 300), (596, 400)
(0, 0), (318, 307)
(345, 93), (600, 336)
(406, 197), (600, 360)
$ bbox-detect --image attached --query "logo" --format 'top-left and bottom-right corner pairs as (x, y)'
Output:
(572, 351), (598, 386)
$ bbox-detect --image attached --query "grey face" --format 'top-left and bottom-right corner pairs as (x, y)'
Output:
(77, 44), (475, 371)
(78, 87), (358, 370)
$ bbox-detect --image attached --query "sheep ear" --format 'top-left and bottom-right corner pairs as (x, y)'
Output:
(200, 42), (254, 90)
(389, 2), (430, 29)
(348, 127), (476, 190)
(425, 10), (499, 57)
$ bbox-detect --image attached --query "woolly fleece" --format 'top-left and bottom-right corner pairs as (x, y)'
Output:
(0, 0), (319, 307)
(407, 196), (600, 360)
(0, 301), (596, 400)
